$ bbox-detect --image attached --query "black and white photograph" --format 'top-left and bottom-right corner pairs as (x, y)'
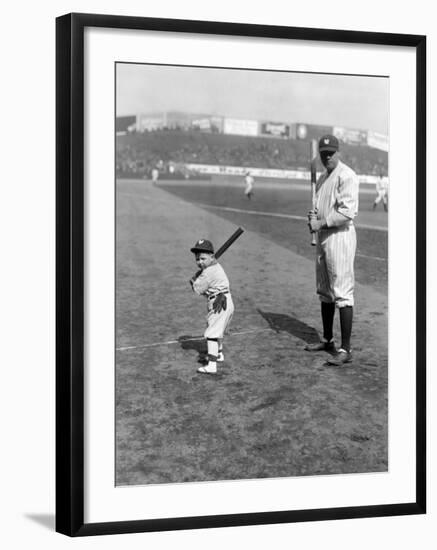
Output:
(2, 0), (435, 547)
(115, 63), (390, 486)
(52, 11), (427, 539)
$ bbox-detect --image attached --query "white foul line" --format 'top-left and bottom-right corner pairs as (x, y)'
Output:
(197, 203), (387, 261)
(118, 192), (387, 232)
(116, 327), (272, 352)
(197, 203), (388, 232)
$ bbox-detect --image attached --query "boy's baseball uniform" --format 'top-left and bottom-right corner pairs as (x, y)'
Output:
(191, 262), (234, 339)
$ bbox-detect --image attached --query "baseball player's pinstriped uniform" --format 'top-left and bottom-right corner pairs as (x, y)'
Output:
(305, 134), (357, 364)
(315, 160), (359, 307)
(192, 263), (234, 338)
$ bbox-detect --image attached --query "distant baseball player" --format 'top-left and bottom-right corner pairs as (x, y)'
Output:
(306, 134), (359, 365)
(244, 171), (254, 200)
(373, 173), (388, 211)
(151, 167), (159, 185)
(189, 239), (234, 374)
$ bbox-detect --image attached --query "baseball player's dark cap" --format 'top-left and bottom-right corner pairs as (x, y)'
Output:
(190, 239), (214, 254)
(318, 134), (339, 152)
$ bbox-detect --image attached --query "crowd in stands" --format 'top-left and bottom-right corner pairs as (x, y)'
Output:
(116, 129), (388, 178)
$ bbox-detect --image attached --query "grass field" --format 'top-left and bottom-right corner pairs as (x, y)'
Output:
(115, 177), (388, 486)
(159, 176), (388, 294)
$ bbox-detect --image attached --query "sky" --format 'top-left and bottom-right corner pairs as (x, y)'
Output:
(116, 63), (389, 135)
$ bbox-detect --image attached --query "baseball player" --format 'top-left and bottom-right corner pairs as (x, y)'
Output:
(244, 171), (254, 200)
(306, 134), (359, 365)
(373, 173), (388, 211)
(189, 239), (234, 374)
(151, 167), (159, 185)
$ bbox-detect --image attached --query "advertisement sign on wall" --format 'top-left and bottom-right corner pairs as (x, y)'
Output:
(260, 121), (290, 138)
(191, 118), (212, 131)
(367, 130), (389, 152)
(295, 123), (333, 141)
(333, 126), (368, 146)
(223, 118), (259, 136)
(136, 114), (165, 132)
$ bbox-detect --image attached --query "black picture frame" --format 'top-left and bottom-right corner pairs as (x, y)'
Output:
(56, 12), (426, 537)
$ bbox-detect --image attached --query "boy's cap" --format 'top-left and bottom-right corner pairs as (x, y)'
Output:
(190, 239), (214, 254)
(318, 134), (339, 152)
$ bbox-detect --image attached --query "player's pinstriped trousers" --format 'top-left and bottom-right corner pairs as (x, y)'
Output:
(316, 225), (356, 308)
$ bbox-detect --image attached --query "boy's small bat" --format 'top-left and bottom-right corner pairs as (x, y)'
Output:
(215, 227), (244, 259)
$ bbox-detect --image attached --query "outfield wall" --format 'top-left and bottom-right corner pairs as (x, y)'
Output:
(183, 163), (388, 186)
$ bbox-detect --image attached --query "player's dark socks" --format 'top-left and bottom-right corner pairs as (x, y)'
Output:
(339, 306), (353, 352)
(321, 302), (335, 342)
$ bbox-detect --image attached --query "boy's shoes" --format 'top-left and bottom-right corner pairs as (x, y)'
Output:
(305, 340), (336, 352)
(217, 351), (224, 362)
(326, 349), (352, 366)
(197, 364), (217, 374)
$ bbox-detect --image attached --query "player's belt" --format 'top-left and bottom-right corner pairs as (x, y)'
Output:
(208, 291), (230, 300)
(320, 222), (354, 234)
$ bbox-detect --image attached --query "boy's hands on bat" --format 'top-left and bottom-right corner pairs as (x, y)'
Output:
(212, 293), (227, 313)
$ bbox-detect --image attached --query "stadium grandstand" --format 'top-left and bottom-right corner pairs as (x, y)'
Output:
(116, 112), (388, 181)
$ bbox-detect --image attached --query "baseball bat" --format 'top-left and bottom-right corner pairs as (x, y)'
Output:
(215, 227), (244, 259)
(310, 139), (318, 246)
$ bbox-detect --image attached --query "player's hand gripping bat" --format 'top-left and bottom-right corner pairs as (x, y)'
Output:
(309, 139), (318, 246)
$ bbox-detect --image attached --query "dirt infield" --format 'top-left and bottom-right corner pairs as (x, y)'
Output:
(116, 179), (388, 485)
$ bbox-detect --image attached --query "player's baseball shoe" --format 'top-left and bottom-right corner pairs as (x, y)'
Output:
(197, 364), (217, 374)
(305, 340), (336, 352)
(217, 351), (224, 362)
(326, 349), (352, 366)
